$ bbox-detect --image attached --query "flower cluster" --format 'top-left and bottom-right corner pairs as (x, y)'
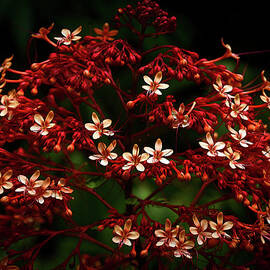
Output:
(0, 0), (270, 269)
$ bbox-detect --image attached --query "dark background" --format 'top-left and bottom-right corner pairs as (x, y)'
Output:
(1, 0), (269, 72)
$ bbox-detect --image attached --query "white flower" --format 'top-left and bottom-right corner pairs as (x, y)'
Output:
(112, 219), (140, 247)
(122, 144), (149, 172)
(213, 76), (234, 99)
(262, 146), (270, 161)
(260, 90), (270, 109)
(226, 94), (249, 120)
(15, 170), (43, 195)
(34, 177), (52, 204)
(154, 218), (179, 247)
(0, 90), (19, 119)
(173, 230), (194, 259)
(209, 212), (233, 239)
(30, 111), (55, 136)
(199, 132), (226, 157)
(0, 169), (13, 194)
(89, 140), (117, 166)
(142, 71), (169, 95)
(227, 126), (253, 148)
(54, 26), (82, 45)
(51, 178), (73, 200)
(85, 112), (114, 139)
(144, 138), (173, 164)
(189, 214), (212, 245)
(224, 146), (245, 169)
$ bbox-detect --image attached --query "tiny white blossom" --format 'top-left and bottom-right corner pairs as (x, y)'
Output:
(227, 126), (253, 148)
(54, 26), (82, 45)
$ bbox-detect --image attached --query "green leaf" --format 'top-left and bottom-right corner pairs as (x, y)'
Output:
(86, 176), (107, 189)
(125, 197), (138, 206)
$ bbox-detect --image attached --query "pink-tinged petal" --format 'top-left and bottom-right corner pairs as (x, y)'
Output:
(144, 147), (154, 155)
(147, 157), (158, 164)
(47, 123), (55, 129)
(40, 130), (49, 136)
(212, 232), (219, 238)
(30, 170), (40, 182)
(183, 240), (195, 249)
(45, 111), (54, 124)
(207, 151), (216, 157)
(124, 219), (132, 232)
(173, 250), (182, 257)
(156, 238), (166, 246)
(112, 236), (122, 244)
(136, 163), (145, 172)
(222, 232), (232, 239)
(91, 112), (100, 125)
(61, 28), (71, 37)
(223, 85), (233, 93)
(123, 152), (133, 162)
(0, 186), (3, 194)
(103, 130), (114, 136)
(236, 163), (245, 170)
(192, 214), (200, 227)
(217, 212), (224, 226)
(197, 235), (204, 245)
(206, 132), (214, 145)
(122, 163), (132, 170)
(102, 119), (112, 128)
(97, 142), (106, 154)
(99, 159), (108, 166)
(27, 189), (36, 195)
(234, 94), (240, 105)
(214, 142), (225, 150)
(155, 138), (162, 151)
(0, 108), (8, 116)
(88, 154), (101, 160)
(240, 114), (248, 120)
(123, 238), (132, 246)
(142, 85), (151, 91)
(34, 180), (44, 188)
(154, 229), (166, 238)
(162, 149), (173, 157)
(84, 123), (97, 131)
(209, 221), (217, 230)
(3, 182), (13, 189)
(37, 197), (44, 204)
(201, 219), (208, 231)
(72, 26), (82, 35)
(160, 157), (170, 164)
(113, 225), (123, 236)
(140, 153), (149, 162)
(126, 231), (140, 240)
(238, 129), (246, 138)
(155, 90), (162, 95)
(18, 175), (28, 185)
(107, 140), (117, 152)
(165, 218), (173, 232)
(15, 187), (26, 193)
(189, 227), (198, 235)
(34, 114), (44, 125)
(199, 142), (209, 150)
(30, 125), (42, 132)
(143, 75), (153, 85)
(92, 131), (101, 140)
(63, 40), (72, 45)
(154, 71), (162, 84)
(222, 221), (233, 230)
(71, 36), (81, 41)
(3, 169), (13, 180)
(168, 238), (178, 247)
(44, 190), (52, 198)
(108, 152), (118, 160)
(228, 126), (237, 134)
(158, 83), (169, 89)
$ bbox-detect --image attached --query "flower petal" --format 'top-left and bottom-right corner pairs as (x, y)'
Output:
(126, 231), (140, 240)
(34, 114), (44, 126)
(143, 75), (153, 85)
(144, 147), (154, 155)
(91, 112), (100, 125)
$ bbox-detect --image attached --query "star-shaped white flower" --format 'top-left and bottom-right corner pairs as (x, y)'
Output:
(227, 126), (253, 148)
(142, 71), (169, 96)
(30, 111), (55, 136)
(224, 146), (245, 170)
(213, 76), (234, 99)
(122, 144), (149, 172)
(173, 230), (195, 259)
(0, 169), (13, 194)
(15, 170), (43, 196)
(199, 132), (226, 157)
(89, 140), (118, 166)
(112, 219), (140, 247)
(226, 94), (249, 120)
(144, 138), (173, 164)
(85, 112), (114, 139)
(260, 90), (270, 109)
(54, 26), (82, 45)
(209, 212), (233, 239)
(0, 90), (19, 119)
